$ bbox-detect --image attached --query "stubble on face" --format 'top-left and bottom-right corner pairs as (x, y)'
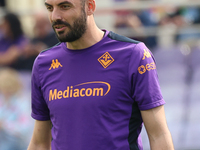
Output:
(52, 5), (87, 42)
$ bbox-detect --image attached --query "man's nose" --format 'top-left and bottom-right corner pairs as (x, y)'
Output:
(51, 9), (62, 22)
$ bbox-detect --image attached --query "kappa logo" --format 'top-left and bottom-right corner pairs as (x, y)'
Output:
(142, 49), (151, 60)
(49, 59), (63, 70)
(98, 52), (114, 68)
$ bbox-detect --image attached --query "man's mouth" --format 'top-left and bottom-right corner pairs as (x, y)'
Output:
(54, 25), (67, 31)
(54, 25), (65, 29)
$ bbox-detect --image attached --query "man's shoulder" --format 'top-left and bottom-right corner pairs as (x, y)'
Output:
(105, 31), (148, 55)
(34, 42), (62, 66)
(107, 31), (141, 44)
(40, 42), (62, 54)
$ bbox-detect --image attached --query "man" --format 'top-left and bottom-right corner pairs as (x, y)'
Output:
(28, 0), (174, 150)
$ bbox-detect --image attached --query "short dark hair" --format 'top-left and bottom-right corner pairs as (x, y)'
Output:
(4, 12), (24, 40)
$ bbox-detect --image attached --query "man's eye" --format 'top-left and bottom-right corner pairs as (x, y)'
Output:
(61, 5), (70, 9)
(46, 6), (53, 11)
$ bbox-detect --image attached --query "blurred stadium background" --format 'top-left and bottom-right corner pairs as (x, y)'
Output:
(0, 0), (200, 149)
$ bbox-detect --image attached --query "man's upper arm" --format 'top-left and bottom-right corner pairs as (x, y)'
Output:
(28, 120), (52, 150)
(141, 105), (174, 150)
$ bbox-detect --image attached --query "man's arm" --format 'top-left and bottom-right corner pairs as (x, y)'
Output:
(27, 120), (52, 150)
(141, 105), (174, 150)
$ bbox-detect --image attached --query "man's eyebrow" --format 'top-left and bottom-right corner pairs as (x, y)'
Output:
(58, 1), (72, 6)
(44, 1), (72, 7)
(44, 2), (51, 6)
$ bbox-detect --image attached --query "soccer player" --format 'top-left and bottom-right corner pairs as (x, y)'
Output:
(27, 0), (174, 150)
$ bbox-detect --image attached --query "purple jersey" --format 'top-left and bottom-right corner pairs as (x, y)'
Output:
(31, 30), (165, 150)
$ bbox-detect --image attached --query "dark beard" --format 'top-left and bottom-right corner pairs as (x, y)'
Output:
(52, 10), (87, 42)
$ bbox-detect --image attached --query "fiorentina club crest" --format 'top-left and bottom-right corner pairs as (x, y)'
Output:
(98, 52), (114, 69)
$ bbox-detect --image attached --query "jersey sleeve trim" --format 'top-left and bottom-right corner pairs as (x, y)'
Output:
(31, 112), (50, 121)
(138, 99), (166, 111)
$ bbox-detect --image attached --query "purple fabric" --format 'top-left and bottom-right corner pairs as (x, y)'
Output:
(31, 30), (165, 150)
(0, 34), (27, 52)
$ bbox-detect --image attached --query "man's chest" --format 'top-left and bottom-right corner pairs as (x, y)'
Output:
(39, 51), (134, 118)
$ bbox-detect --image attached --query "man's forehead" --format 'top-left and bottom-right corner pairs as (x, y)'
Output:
(45, 0), (81, 5)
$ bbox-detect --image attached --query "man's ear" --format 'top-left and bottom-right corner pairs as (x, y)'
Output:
(86, 0), (96, 15)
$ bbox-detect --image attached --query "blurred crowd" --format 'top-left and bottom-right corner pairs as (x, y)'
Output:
(0, 10), (58, 71)
(0, 2), (59, 149)
(0, 68), (33, 150)
(114, 0), (200, 49)
(0, 0), (200, 149)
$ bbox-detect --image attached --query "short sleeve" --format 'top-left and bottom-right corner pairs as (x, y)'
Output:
(31, 57), (50, 120)
(129, 43), (165, 110)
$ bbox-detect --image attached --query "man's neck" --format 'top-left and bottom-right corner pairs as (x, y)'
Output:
(66, 27), (105, 50)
